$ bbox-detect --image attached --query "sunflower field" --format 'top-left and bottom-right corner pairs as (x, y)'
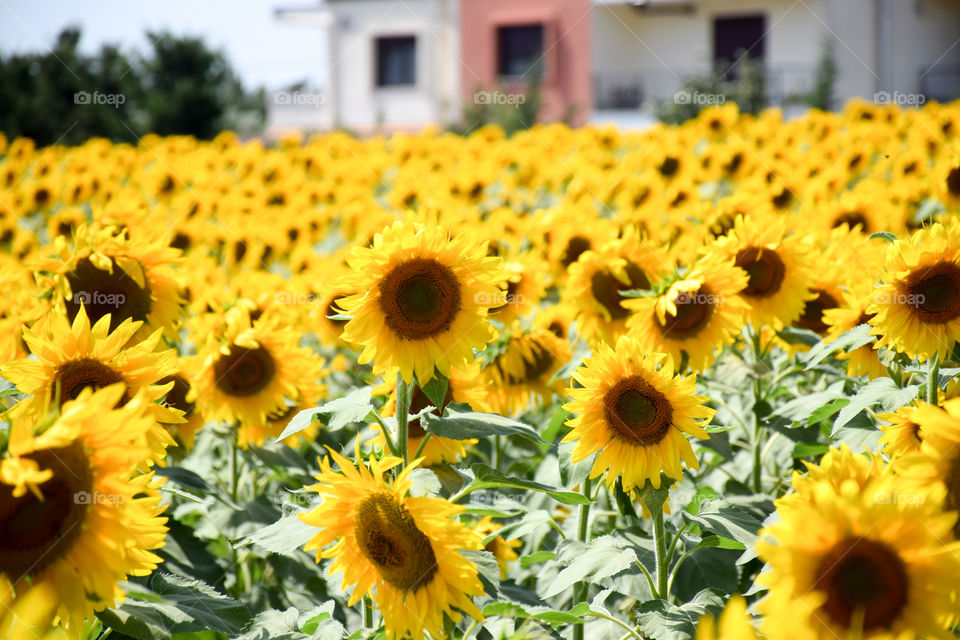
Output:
(2, 99), (960, 640)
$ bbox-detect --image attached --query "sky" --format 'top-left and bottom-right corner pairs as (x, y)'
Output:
(0, 0), (329, 90)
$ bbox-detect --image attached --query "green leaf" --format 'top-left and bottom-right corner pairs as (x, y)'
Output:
(233, 608), (310, 640)
(542, 536), (639, 598)
(868, 231), (898, 243)
(806, 397), (850, 426)
(804, 324), (874, 370)
(99, 574), (251, 639)
(771, 380), (847, 425)
(278, 386), (375, 440)
(775, 327), (820, 347)
(635, 588), (725, 640)
(242, 513), (317, 555)
(461, 549), (501, 596)
(461, 463), (589, 505)
(418, 374), (448, 411)
(153, 466), (211, 491)
(520, 550), (556, 568)
(682, 501), (761, 548)
(696, 535), (746, 551)
(792, 442), (830, 458)
(422, 403), (544, 443)
(832, 378), (921, 431)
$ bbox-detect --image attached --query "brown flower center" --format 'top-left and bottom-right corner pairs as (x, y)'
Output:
(64, 256), (153, 333)
(561, 236), (592, 268)
(159, 374), (195, 420)
(815, 537), (908, 630)
(590, 262), (650, 321)
(946, 167), (960, 197)
(832, 211), (869, 232)
(796, 289), (840, 335)
(407, 384), (454, 439)
(660, 286), (715, 339)
(603, 375), (673, 445)
(505, 338), (556, 385)
(0, 442), (93, 580)
(214, 346), (276, 397)
(354, 493), (438, 592)
(902, 261), (960, 324)
(378, 258), (461, 340)
(945, 454), (960, 538)
(736, 247), (786, 298)
(54, 357), (128, 406)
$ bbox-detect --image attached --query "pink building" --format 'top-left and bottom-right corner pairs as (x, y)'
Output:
(459, 0), (593, 126)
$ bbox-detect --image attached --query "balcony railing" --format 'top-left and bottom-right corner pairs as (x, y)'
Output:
(920, 63), (960, 103)
(593, 64), (815, 110)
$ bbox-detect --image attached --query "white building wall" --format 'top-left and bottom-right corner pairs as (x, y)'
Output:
(592, 0), (823, 105)
(328, 0), (460, 132)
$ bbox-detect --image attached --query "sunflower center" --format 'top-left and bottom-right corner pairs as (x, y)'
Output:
(214, 346), (277, 397)
(833, 212), (869, 232)
(378, 258), (461, 340)
(710, 214), (737, 238)
(354, 493), (438, 592)
(903, 262), (960, 324)
(54, 357), (127, 406)
(946, 167), (960, 197)
(661, 286), (715, 339)
(407, 385), (454, 438)
(658, 156), (679, 178)
(0, 442), (93, 580)
(64, 256), (153, 333)
(561, 236), (591, 268)
(506, 339), (555, 385)
(736, 247), (786, 298)
(603, 376), (673, 445)
(816, 537), (908, 630)
(547, 321), (566, 338)
(159, 374), (195, 419)
(591, 263), (650, 321)
(796, 289), (839, 335)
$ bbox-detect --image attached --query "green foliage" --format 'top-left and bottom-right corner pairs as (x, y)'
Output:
(806, 38), (837, 111)
(0, 27), (264, 145)
(453, 75), (543, 136)
(655, 57), (768, 125)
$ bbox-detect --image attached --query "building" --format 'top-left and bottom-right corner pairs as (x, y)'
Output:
(272, 0), (960, 134)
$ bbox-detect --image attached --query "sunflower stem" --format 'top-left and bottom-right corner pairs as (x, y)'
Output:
(396, 374), (411, 465)
(652, 501), (669, 601)
(927, 352), (940, 405)
(362, 596), (373, 633)
(572, 476), (593, 640)
(230, 430), (240, 502)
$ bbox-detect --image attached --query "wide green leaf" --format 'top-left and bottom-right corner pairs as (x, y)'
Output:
(422, 403), (544, 443)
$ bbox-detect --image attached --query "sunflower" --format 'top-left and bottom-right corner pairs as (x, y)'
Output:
(0, 384), (169, 638)
(473, 516), (521, 579)
(713, 214), (815, 329)
(0, 307), (179, 458)
(33, 224), (183, 339)
(822, 286), (886, 379)
(757, 455), (960, 640)
(868, 219), (960, 363)
(300, 448), (485, 640)
(238, 376), (327, 449)
(563, 229), (668, 344)
(696, 596), (758, 640)
(156, 367), (205, 451)
(876, 403), (927, 459)
(893, 398), (960, 539)
(371, 362), (487, 465)
(483, 324), (571, 416)
(487, 254), (547, 325)
(625, 253), (749, 372)
(189, 307), (323, 427)
(336, 221), (506, 383)
(562, 336), (714, 491)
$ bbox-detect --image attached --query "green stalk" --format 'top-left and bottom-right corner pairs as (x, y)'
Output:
(362, 596), (373, 633)
(572, 476), (593, 640)
(652, 503), (669, 600)
(927, 351), (940, 405)
(750, 326), (764, 493)
(396, 374), (411, 465)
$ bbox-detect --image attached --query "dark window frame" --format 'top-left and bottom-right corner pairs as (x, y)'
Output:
(496, 23), (545, 79)
(374, 35), (417, 88)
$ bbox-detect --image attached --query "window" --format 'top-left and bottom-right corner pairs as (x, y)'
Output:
(375, 36), (416, 87)
(713, 15), (765, 79)
(497, 24), (543, 78)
